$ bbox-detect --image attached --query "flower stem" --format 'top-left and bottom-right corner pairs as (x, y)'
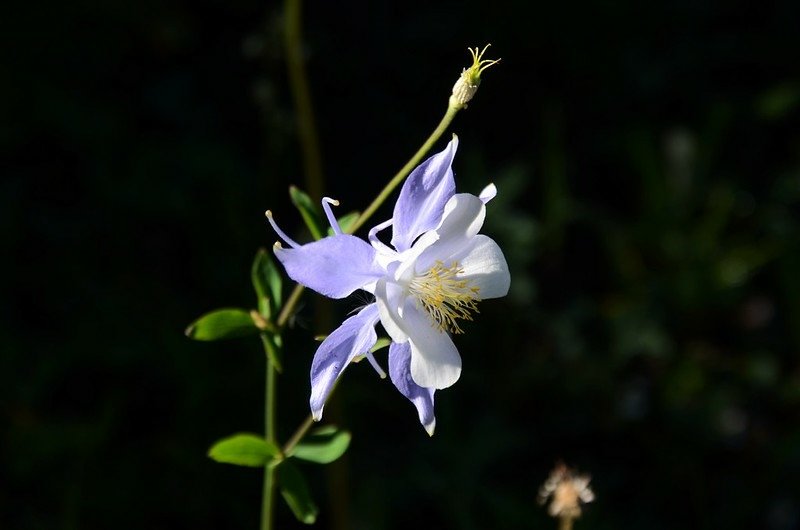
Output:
(558, 516), (574, 530)
(261, 358), (278, 530)
(262, 0), (319, 524)
(284, 0), (323, 201)
(348, 103), (461, 234)
(258, 96), (461, 529)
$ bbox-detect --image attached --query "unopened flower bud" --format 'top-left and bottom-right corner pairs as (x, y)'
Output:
(449, 44), (501, 109)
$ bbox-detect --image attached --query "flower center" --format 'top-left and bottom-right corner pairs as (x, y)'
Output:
(408, 260), (480, 334)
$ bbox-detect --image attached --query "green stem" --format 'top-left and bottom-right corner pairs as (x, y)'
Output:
(263, 0), (320, 521)
(348, 103), (461, 234)
(266, 357), (278, 445)
(261, 359), (278, 530)
(285, 0), (324, 201)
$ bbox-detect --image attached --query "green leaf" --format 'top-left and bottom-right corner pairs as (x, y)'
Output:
(289, 186), (324, 240)
(326, 211), (360, 236)
(208, 433), (280, 467)
(279, 461), (318, 524)
(185, 308), (258, 341)
(290, 426), (351, 464)
(251, 248), (283, 318)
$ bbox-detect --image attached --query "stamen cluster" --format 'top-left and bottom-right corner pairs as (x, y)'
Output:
(409, 260), (481, 334)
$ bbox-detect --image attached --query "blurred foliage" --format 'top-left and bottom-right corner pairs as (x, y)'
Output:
(2, 0), (800, 529)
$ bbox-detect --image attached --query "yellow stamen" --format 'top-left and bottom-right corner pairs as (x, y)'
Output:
(409, 260), (480, 334)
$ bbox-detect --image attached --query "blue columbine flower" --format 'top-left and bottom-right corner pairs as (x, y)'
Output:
(266, 137), (510, 435)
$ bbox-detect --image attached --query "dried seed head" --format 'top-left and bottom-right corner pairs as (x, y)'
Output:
(538, 462), (595, 520)
(450, 44), (501, 109)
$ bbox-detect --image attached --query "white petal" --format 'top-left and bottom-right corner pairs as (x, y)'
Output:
(436, 193), (486, 240)
(454, 235), (510, 299)
(394, 230), (439, 283)
(374, 278), (409, 343)
(479, 183), (497, 203)
(414, 194), (487, 272)
(404, 302), (462, 389)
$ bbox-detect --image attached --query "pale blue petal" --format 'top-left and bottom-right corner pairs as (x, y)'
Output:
(389, 341), (437, 436)
(273, 235), (384, 299)
(391, 137), (458, 252)
(310, 304), (380, 420)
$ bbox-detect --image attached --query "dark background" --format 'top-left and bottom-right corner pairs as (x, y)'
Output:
(3, 0), (800, 528)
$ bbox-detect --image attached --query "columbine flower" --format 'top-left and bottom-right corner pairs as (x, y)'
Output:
(266, 136), (510, 435)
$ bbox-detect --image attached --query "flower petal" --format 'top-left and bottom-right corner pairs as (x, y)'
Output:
(309, 304), (380, 420)
(391, 137), (458, 252)
(414, 193), (487, 273)
(389, 341), (436, 436)
(478, 183), (497, 203)
(403, 301), (462, 389)
(273, 235), (384, 299)
(452, 234), (510, 299)
(394, 229), (439, 283)
(374, 278), (409, 344)
(436, 193), (486, 242)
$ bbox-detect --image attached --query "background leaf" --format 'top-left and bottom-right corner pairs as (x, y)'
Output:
(289, 186), (324, 240)
(208, 433), (279, 468)
(279, 461), (318, 524)
(185, 308), (258, 341)
(251, 248), (283, 318)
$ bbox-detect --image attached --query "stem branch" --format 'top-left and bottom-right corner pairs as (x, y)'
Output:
(282, 414), (316, 456)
